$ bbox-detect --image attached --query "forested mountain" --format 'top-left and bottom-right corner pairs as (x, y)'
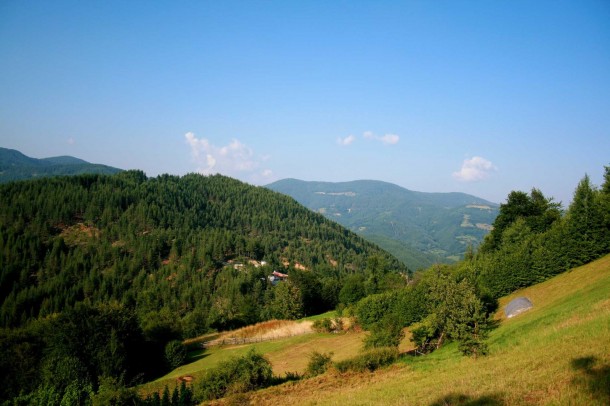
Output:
(267, 179), (499, 270)
(0, 171), (409, 401)
(0, 147), (121, 183)
(0, 171), (407, 330)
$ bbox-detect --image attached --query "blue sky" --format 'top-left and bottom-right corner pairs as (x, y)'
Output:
(1, 1), (609, 204)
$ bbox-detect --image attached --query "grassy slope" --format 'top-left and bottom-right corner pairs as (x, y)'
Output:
(139, 255), (609, 404)
(240, 254), (610, 405)
(138, 332), (370, 397)
(138, 312), (413, 397)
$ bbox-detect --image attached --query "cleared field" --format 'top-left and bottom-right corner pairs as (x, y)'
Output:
(137, 316), (412, 397)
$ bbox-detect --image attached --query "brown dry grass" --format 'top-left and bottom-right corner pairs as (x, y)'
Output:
(200, 320), (314, 347)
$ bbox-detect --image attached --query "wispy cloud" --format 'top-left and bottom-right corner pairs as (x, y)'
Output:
(337, 134), (356, 146)
(452, 156), (497, 182)
(363, 131), (400, 145)
(185, 132), (272, 183)
(379, 134), (399, 145)
(67, 137), (75, 145)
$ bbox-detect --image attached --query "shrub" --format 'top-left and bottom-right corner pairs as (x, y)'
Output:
(195, 349), (272, 401)
(355, 292), (396, 330)
(91, 376), (140, 406)
(410, 320), (440, 354)
(334, 347), (398, 373)
(312, 318), (333, 333)
(363, 315), (405, 349)
(312, 317), (344, 334)
(306, 351), (333, 377)
(165, 340), (187, 370)
(333, 316), (344, 332)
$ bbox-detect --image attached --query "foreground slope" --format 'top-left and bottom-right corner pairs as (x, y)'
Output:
(234, 254), (610, 405)
(267, 179), (499, 270)
(0, 147), (121, 183)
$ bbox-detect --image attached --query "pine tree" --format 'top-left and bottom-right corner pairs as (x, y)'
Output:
(565, 175), (604, 266)
(161, 385), (171, 406)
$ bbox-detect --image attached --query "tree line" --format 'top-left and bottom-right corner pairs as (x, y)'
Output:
(351, 167), (610, 357)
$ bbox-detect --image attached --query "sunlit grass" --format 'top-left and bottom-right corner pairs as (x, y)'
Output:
(239, 254), (610, 405)
(138, 255), (610, 404)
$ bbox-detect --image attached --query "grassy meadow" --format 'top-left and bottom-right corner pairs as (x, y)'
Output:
(139, 254), (610, 405)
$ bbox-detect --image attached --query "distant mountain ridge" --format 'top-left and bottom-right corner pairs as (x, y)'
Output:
(267, 179), (499, 270)
(0, 147), (121, 183)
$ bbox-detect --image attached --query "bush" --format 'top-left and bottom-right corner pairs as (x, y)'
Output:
(312, 317), (344, 334)
(334, 347), (398, 373)
(165, 340), (187, 370)
(312, 318), (333, 333)
(306, 351), (333, 377)
(363, 315), (405, 349)
(410, 320), (439, 354)
(355, 292), (396, 330)
(195, 349), (272, 401)
(333, 317), (345, 332)
(91, 376), (140, 406)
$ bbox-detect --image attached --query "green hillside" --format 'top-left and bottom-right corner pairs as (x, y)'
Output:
(267, 179), (499, 270)
(0, 171), (407, 329)
(0, 147), (121, 182)
(0, 171), (409, 403)
(209, 254), (610, 405)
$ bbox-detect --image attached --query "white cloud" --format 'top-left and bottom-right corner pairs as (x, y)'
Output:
(452, 156), (497, 182)
(379, 134), (399, 145)
(362, 131), (400, 145)
(337, 134), (356, 146)
(185, 132), (272, 183)
(67, 137), (75, 145)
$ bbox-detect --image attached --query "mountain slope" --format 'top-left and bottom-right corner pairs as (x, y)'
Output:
(267, 179), (499, 270)
(0, 171), (407, 331)
(0, 147), (121, 182)
(231, 254), (610, 405)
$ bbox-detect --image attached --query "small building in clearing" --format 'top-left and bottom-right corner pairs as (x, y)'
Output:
(268, 270), (289, 285)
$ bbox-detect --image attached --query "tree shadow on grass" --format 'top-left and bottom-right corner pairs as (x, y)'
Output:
(185, 349), (209, 364)
(429, 392), (505, 406)
(571, 356), (610, 402)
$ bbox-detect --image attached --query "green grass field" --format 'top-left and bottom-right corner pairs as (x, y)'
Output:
(139, 254), (610, 405)
(137, 326), (375, 397)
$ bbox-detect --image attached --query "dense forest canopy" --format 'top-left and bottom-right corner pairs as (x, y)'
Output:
(0, 171), (410, 402)
(0, 171), (408, 331)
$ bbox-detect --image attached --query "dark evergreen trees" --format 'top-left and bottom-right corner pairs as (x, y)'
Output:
(0, 171), (409, 403)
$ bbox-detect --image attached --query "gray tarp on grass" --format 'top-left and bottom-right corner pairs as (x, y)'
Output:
(504, 297), (533, 318)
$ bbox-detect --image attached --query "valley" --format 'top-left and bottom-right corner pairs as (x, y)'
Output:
(267, 179), (499, 269)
